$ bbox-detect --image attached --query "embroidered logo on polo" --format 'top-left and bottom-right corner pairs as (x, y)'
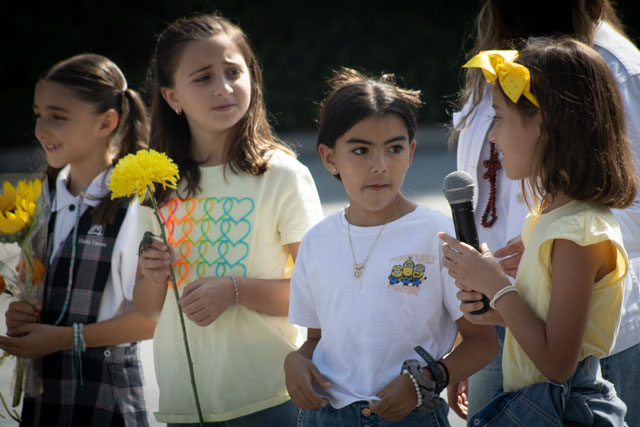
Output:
(159, 196), (254, 287)
(87, 224), (104, 237)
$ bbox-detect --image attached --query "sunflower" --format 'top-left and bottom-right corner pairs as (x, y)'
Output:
(0, 179), (42, 235)
(109, 149), (180, 203)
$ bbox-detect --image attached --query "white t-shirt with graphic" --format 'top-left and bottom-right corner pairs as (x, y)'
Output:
(289, 206), (462, 409)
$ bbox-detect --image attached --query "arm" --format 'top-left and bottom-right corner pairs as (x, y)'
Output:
(439, 232), (613, 383)
(0, 309), (155, 360)
(493, 239), (612, 383)
(179, 242), (299, 326)
(284, 328), (332, 409)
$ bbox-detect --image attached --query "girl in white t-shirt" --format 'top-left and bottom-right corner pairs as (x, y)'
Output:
(285, 68), (497, 426)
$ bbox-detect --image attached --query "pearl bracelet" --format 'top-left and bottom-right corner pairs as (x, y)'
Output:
(489, 285), (518, 309)
(230, 275), (239, 305)
(402, 368), (423, 408)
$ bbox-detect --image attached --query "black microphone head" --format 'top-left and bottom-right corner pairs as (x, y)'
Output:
(442, 171), (475, 204)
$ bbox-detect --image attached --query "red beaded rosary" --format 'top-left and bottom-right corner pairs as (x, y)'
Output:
(481, 141), (501, 227)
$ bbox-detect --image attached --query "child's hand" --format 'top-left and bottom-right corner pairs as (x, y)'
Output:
(457, 290), (505, 326)
(447, 379), (468, 419)
(438, 232), (510, 299)
(494, 235), (524, 278)
(284, 351), (331, 410)
(369, 374), (417, 422)
(0, 323), (69, 359)
(5, 301), (41, 337)
(139, 238), (172, 285)
(179, 277), (234, 326)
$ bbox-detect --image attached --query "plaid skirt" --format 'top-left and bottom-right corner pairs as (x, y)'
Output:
(20, 343), (149, 427)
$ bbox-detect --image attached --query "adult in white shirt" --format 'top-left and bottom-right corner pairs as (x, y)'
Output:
(450, 1), (640, 425)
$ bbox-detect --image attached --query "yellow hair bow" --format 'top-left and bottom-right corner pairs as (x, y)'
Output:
(463, 50), (540, 108)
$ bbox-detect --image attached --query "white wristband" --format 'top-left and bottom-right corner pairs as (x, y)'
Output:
(489, 285), (518, 309)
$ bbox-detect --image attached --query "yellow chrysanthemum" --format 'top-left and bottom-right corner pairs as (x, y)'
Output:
(0, 179), (42, 235)
(109, 149), (180, 203)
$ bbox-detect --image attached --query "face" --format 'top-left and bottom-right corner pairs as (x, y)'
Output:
(162, 35), (251, 142)
(33, 80), (114, 170)
(489, 84), (541, 180)
(318, 114), (416, 224)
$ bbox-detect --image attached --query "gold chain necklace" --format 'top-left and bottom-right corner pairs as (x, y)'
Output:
(346, 198), (402, 284)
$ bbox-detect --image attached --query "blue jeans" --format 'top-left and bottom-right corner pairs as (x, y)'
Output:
(467, 326), (505, 418)
(168, 400), (297, 427)
(470, 356), (626, 426)
(298, 399), (449, 426)
(600, 342), (640, 427)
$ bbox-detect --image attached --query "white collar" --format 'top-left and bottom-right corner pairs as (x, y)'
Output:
(53, 165), (113, 212)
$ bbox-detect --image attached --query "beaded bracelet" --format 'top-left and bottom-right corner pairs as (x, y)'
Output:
(402, 368), (423, 408)
(72, 323), (86, 386)
(230, 275), (239, 305)
(489, 285), (518, 309)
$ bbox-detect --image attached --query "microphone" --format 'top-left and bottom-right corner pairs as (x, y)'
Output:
(442, 171), (490, 314)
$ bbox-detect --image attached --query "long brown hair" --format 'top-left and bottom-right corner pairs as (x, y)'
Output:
(148, 14), (294, 206)
(42, 53), (149, 224)
(508, 37), (636, 208)
(452, 0), (626, 144)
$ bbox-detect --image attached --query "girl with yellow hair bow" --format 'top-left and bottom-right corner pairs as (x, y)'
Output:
(441, 37), (635, 426)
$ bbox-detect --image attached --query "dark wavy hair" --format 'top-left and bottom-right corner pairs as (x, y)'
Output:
(148, 13), (294, 205)
(42, 53), (149, 224)
(316, 67), (422, 181)
(508, 37), (636, 208)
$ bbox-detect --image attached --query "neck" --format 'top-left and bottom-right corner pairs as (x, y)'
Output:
(346, 195), (415, 227)
(541, 192), (572, 213)
(68, 157), (111, 196)
(190, 126), (230, 167)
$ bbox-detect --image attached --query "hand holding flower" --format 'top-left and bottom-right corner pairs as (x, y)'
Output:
(0, 323), (71, 360)
(138, 238), (172, 286)
(5, 301), (41, 336)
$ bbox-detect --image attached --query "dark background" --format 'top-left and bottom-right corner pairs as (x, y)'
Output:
(2, 1), (639, 151)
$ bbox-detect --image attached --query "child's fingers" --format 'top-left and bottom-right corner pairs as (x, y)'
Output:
(369, 393), (391, 414)
(309, 364), (332, 389)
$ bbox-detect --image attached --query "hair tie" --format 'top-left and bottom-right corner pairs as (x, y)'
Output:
(463, 50), (539, 108)
(121, 82), (128, 98)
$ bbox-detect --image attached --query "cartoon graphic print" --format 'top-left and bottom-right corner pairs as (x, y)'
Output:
(388, 257), (426, 287)
(388, 265), (403, 284)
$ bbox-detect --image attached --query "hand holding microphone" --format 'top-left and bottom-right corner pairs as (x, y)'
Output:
(442, 171), (490, 314)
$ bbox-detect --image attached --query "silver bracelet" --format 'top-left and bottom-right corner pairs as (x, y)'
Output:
(489, 285), (518, 309)
(402, 369), (423, 408)
(230, 275), (239, 305)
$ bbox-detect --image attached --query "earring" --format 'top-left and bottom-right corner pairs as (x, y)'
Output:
(331, 167), (337, 174)
(175, 107), (182, 115)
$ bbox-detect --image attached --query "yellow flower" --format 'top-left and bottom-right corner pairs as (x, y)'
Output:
(109, 149), (180, 203)
(0, 179), (42, 235)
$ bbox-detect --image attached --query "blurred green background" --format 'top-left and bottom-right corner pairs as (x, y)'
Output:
(2, 0), (639, 150)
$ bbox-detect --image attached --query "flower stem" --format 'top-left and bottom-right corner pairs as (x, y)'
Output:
(149, 189), (204, 426)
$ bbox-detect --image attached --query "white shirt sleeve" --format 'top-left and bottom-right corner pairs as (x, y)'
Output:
(612, 74), (640, 259)
(288, 237), (321, 328)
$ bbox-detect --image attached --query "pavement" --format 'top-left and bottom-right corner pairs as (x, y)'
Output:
(0, 127), (468, 426)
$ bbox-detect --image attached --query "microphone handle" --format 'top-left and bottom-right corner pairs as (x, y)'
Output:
(450, 202), (490, 314)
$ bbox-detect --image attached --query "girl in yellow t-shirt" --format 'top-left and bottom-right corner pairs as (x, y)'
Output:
(135, 14), (323, 426)
(439, 38), (636, 425)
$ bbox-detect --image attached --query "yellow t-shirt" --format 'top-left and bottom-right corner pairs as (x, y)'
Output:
(502, 200), (628, 392)
(138, 150), (323, 423)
